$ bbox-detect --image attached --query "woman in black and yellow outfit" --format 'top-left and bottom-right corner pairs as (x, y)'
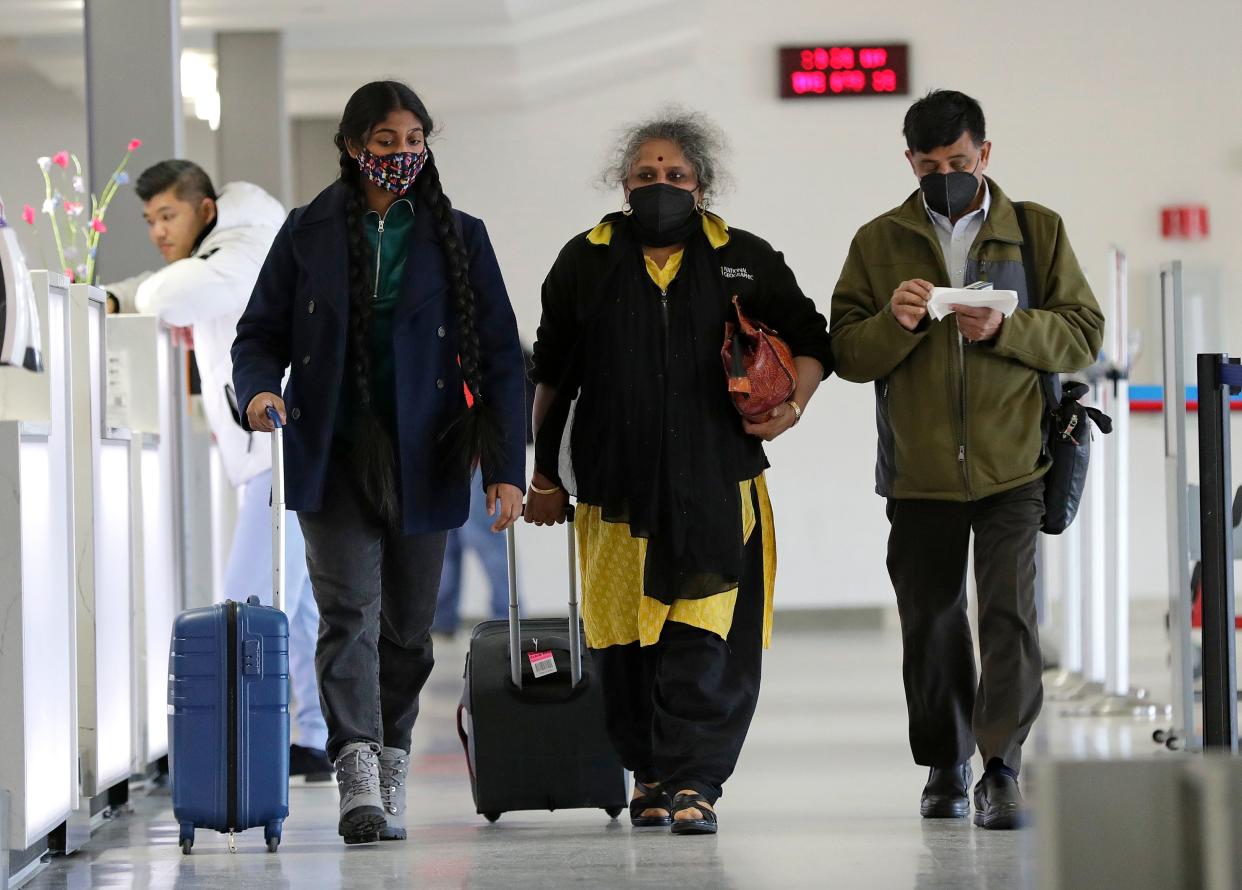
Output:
(525, 110), (833, 835)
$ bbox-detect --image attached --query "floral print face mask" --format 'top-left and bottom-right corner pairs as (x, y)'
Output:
(356, 147), (427, 195)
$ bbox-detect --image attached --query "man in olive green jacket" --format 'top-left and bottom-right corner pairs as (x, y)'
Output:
(831, 91), (1103, 830)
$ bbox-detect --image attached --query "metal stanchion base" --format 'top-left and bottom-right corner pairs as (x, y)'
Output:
(1051, 678), (1106, 703)
(1086, 691), (1173, 718)
(1044, 669), (1088, 701)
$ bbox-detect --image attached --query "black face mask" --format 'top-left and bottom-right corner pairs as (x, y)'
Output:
(919, 159), (982, 219)
(627, 183), (700, 247)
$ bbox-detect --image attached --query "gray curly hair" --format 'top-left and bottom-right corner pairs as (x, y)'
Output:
(601, 107), (730, 202)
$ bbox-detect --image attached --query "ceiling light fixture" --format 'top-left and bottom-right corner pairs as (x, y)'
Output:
(180, 51), (220, 131)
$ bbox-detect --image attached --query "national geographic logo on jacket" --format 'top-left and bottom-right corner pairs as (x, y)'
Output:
(720, 265), (754, 281)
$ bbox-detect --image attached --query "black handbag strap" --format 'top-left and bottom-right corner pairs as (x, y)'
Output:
(1013, 202), (1060, 414)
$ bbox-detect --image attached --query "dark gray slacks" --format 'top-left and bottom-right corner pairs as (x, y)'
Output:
(886, 478), (1045, 773)
(298, 460), (447, 761)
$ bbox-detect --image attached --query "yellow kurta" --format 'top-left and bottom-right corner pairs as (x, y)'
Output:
(576, 213), (778, 649)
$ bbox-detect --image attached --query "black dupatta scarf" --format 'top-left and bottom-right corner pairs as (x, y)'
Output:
(536, 215), (767, 606)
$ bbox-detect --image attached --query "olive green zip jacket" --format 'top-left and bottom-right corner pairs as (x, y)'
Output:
(830, 178), (1104, 501)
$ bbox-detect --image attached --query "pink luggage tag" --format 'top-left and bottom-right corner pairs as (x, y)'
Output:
(528, 650), (557, 679)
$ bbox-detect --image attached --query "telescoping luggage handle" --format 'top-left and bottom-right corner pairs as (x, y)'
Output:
(507, 505), (583, 690)
(266, 407), (285, 614)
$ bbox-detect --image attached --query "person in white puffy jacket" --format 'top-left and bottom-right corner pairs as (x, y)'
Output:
(107, 161), (332, 782)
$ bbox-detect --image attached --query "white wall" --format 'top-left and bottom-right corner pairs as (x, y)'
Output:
(291, 117), (340, 207)
(0, 55), (88, 273)
(359, 0), (1240, 612)
(0, 51), (221, 276)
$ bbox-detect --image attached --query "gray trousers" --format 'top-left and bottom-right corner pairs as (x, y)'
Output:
(298, 461), (447, 761)
(885, 478), (1045, 773)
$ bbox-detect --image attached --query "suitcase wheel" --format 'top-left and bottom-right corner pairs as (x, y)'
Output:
(179, 824), (194, 855)
(605, 807), (623, 820)
(265, 821), (282, 853)
(484, 812), (501, 823)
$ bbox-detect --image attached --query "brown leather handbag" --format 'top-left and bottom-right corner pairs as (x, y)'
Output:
(721, 295), (797, 419)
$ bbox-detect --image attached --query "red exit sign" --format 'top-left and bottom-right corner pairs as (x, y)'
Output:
(778, 44), (909, 98)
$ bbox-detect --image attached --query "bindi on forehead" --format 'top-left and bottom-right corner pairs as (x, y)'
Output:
(658, 156), (663, 162)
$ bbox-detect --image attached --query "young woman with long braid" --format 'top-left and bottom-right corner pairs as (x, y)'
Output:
(232, 81), (526, 845)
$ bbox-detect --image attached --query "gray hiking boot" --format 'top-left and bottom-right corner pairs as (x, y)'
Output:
(334, 741), (385, 844)
(378, 747), (410, 840)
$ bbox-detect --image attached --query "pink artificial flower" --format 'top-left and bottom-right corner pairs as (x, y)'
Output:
(63, 200), (84, 217)
(63, 268), (74, 283)
(127, 138), (142, 151)
(91, 218), (107, 233)
(22, 204), (35, 225)
(52, 151), (70, 169)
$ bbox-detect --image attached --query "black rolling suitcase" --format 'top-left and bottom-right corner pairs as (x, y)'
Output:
(456, 506), (628, 822)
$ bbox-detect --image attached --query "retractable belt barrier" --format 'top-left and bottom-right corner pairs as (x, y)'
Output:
(1194, 353), (1241, 752)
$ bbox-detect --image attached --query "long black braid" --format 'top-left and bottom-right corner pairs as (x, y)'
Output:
(415, 150), (506, 480)
(335, 137), (400, 528)
(333, 81), (504, 526)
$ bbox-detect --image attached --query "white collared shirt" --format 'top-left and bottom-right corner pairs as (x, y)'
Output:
(925, 180), (991, 288)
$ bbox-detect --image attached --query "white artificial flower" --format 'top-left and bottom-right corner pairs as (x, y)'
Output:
(36, 156), (51, 171)
(41, 198), (56, 214)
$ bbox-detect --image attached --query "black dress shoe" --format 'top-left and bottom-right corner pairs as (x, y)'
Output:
(290, 744), (334, 783)
(973, 771), (1026, 830)
(921, 763), (972, 818)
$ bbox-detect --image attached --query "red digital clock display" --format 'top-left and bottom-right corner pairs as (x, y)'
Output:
(778, 44), (909, 99)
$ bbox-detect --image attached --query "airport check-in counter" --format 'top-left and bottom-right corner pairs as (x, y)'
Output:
(0, 273), (77, 865)
(105, 314), (182, 773)
(67, 283), (136, 803)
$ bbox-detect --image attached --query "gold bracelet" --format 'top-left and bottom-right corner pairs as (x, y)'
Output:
(787, 400), (803, 425)
(530, 482), (561, 495)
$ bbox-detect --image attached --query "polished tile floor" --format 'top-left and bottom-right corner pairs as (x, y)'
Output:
(25, 606), (1185, 890)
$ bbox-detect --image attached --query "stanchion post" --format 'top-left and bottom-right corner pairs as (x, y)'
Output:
(1083, 248), (1165, 717)
(1085, 403), (1108, 686)
(1196, 353), (1240, 751)
(1045, 521), (1086, 699)
(1107, 247), (1132, 696)
(1157, 262), (1197, 750)
(1062, 521), (1083, 673)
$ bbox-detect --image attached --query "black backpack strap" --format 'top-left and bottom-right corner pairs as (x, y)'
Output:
(1013, 201), (1060, 414)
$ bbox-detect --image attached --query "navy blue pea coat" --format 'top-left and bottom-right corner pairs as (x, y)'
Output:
(232, 182), (526, 535)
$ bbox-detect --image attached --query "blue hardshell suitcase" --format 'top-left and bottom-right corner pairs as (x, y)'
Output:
(168, 408), (291, 854)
